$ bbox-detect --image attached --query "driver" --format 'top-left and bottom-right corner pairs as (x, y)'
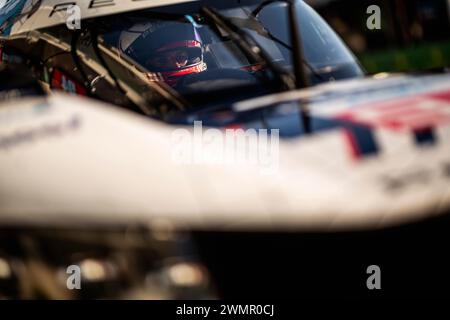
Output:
(118, 18), (207, 88)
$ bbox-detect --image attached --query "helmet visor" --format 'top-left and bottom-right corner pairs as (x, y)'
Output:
(145, 43), (202, 72)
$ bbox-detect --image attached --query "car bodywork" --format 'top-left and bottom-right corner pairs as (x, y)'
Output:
(1, 0), (364, 116)
(1, 0), (450, 299)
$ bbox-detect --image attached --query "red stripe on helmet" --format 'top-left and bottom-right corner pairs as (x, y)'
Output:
(161, 63), (207, 87)
(161, 63), (206, 78)
(156, 40), (201, 53)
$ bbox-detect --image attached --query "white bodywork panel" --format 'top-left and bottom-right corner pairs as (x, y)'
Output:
(7, 0), (198, 35)
(0, 78), (449, 230)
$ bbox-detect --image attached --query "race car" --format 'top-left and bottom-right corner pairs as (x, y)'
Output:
(1, 0), (450, 300)
(0, 0), (363, 118)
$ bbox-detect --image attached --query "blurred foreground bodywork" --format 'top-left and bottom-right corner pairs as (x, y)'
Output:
(0, 71), (450, 298)
(0, 0), (449, 299)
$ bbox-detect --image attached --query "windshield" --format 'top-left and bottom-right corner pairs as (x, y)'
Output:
(100, 0), (363, 106)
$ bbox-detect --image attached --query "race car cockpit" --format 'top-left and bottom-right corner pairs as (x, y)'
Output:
(0, 0), (365, 117)
(99, 0), (364, 106)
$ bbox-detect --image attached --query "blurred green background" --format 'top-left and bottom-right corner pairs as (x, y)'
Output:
(307, 0), (450, 73)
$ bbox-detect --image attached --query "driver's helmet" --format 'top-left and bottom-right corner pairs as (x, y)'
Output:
(118, 18), (207, 87)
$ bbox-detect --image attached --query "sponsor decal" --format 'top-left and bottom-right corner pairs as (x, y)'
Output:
(51, 69), (87, 96)
(0, 0), (28, 35)
(9, 0), (197, 35)
(342, 126), (379, 161)
(334, 89), (450, 158)
(0, 114), (81, 151)
(380, 161), (450, 193)
(335, 90), (450, 132)
(0, 88), (34, 101)
(0, 49), (23, 64)
(413, 127), (437, 146)
(0, 101), (50, 125)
